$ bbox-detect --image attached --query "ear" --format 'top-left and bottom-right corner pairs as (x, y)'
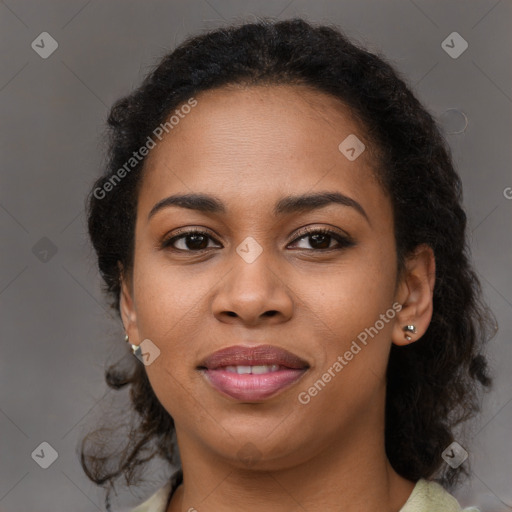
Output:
(119, 262), (140, 345)
(392, 244), (436, 347)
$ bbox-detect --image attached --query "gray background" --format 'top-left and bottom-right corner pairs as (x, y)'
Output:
(0, 1), (511, 511)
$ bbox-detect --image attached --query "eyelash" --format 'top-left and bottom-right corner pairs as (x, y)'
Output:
(160, 227), (355, 253)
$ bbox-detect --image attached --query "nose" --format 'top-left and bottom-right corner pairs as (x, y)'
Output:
(211, 248), (294, 327)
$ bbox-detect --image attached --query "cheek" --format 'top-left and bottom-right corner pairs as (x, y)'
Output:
(294, 273), (396, 428)
(144, 362), (207, 438)
(312, 240), (396, 323)
(132, 264), (206, 418)
(130, 275), (205, 418)
(132, 252), (208, 342)
(302, 241), (397, 375)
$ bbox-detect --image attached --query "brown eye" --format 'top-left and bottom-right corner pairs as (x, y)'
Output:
(289, 228), (355, 251)
(160, 227), (355, 254)
(161, 230), (221, 252)
(306, 232), (331, 249)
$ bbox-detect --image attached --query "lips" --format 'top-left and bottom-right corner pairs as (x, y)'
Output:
(198, 344), (309, 370)
(197, 344), (310, 401)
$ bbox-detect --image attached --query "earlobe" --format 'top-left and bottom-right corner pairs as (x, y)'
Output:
(392, 244), (435, 347)
(402, 324), (417, 341)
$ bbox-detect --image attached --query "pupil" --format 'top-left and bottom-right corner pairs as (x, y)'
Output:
(187, 234), (207, 250)
(183, 233), (332, 250)
(310, 233), (329, 249)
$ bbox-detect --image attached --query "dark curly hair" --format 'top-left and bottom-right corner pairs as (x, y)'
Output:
(81, 16), (496, 509)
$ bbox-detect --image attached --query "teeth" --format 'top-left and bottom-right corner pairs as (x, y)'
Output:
(252, 365), (279, 374)
(223, 365), (281, 374)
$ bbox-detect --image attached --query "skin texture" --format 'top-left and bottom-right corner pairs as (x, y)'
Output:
(119, 84), (436, 512)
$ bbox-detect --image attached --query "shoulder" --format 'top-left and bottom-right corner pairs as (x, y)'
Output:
(399, 479), (480, 512)
(126, 481), (173, 512)
(125, 469), (183, 512)
(125, 476), (482, 512)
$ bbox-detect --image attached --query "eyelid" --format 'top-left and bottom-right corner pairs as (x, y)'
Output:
(160, 224), (355, 252)
(291, 224), (353, 242)
(160, 226), (220, 249)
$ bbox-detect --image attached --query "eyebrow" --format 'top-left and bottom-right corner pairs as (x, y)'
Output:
(147, 191), (370, 224)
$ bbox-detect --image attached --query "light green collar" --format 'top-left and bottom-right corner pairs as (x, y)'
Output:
(129, 477), (481, 512)
(399, 478), (480, 512)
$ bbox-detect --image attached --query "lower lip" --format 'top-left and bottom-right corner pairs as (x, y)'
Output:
(200, 368), (308, 401)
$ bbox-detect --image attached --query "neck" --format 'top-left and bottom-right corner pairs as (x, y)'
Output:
(167, 396), (415, 512)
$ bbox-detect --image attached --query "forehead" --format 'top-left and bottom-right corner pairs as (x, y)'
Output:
(139, 84), (386, 220)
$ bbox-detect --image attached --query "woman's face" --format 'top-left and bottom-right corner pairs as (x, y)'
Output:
(121, 84), (410, 469)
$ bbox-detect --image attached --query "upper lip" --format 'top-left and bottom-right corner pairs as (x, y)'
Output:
(198, 344), (310, 370)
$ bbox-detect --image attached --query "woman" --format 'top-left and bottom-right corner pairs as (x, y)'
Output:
(82, 17), (495, 512)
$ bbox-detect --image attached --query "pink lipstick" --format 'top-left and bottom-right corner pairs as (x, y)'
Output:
(197, 344), (309, 401)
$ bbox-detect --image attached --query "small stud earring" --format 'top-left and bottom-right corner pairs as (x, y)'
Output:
(125, 334), (142, 358)
(403, 324), (417, 341)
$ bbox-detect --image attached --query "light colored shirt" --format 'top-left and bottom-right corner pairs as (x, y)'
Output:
(127, 476), (481, 512)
